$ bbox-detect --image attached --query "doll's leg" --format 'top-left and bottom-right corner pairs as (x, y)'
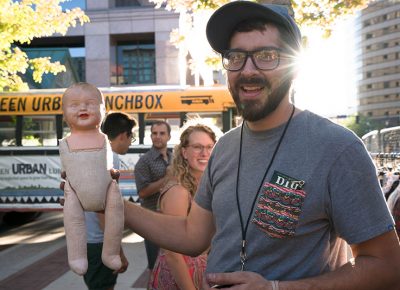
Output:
(102, 180), (123, 270)
(64, 180), (88, 275)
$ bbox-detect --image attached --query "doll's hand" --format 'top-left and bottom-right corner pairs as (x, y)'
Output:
(110, 168), (120, 181)
(113, 247), (129, 274)
(59, 171), (67, 206)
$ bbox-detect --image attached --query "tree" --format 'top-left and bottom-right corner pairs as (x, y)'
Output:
(152, 0), (372, 30)
(150, 0), (373, 84)
(291, 0), (371, 37)
(343, 115), (382, 138)
(0, 0), (89, 91)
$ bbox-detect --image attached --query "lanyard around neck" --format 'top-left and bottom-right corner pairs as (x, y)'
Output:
(235, 105), (295, 271)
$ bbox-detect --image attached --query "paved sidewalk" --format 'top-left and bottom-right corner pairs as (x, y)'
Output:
(43, 233), (149, 290)
(0, 212), (150, 290)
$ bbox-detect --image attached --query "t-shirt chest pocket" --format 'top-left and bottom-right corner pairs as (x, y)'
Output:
(252, 175), (307, 239)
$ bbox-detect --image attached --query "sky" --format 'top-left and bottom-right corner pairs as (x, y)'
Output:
(294, 18), (358, 118)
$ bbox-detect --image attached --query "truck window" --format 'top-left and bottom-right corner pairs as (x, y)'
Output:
(0, 116), (16, 147)
(22, 115), (57, 146)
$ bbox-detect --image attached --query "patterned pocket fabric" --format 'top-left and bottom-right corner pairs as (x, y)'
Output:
(252, 183), (307, 239)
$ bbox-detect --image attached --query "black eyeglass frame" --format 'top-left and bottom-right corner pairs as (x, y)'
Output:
(221, 46), (283, 72)
(127, 131), (136, 143)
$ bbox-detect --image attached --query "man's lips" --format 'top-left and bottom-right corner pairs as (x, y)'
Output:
(240, 85), (264, 98)
(242, 86), (263, 92)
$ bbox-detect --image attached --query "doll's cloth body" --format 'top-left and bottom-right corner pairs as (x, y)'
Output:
(59, 138), (113, 211)
(59, 136), (123, 275)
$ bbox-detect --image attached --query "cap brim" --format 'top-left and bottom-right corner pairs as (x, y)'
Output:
(206, 1), (300, 53)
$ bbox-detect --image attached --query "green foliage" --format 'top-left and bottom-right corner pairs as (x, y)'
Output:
(0, 0), (89, 91)
(343, 115), (382, 138)
(292, 0), (371, 37)
(150, 0), (372, 30)
(149, 0), (373, 75)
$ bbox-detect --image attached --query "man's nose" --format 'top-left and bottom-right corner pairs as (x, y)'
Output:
(241, 56), (257, 72)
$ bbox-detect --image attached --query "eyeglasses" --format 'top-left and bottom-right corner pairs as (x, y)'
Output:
(187, 144), (214, 153)
(222, 47), (282, 71)
(127, 132), (136, 143)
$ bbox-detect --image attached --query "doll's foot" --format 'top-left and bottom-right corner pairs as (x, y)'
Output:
(102, 254), (122, 271)
(69, 259), (88, 276)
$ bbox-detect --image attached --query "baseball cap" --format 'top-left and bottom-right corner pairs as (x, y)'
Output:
(206, 1), (302, 54)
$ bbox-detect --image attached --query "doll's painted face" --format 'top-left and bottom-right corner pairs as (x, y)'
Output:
(62, 85), (105, 132)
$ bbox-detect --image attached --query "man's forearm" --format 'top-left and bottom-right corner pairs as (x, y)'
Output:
(280, 256), (399, 290)
(280, 231), (400, 290)
(206, 232), (400, 290)
(124, 201), (205, 256)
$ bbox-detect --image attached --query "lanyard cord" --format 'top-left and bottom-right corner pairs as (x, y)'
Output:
(235, 105), (295, 271)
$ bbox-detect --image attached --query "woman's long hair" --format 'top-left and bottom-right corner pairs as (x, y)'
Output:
(167, 123), (218, 197)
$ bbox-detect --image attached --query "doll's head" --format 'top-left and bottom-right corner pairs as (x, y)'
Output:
(62, 82), (106, 132)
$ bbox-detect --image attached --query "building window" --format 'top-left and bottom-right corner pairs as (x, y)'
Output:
(21, 47), (85, 89)
(115, 43), (156, 85)
(69, 47), (86, 82)
(115, 0), (141, 7)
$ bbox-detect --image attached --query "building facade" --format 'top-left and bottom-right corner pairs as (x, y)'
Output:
(23, 0), (181, 88)
(356, 0), (400, 127)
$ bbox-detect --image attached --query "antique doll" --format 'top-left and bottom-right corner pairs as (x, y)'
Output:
(60, 82), (123, 275)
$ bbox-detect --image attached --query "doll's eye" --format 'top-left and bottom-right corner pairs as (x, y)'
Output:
(86, 100), (99, 108)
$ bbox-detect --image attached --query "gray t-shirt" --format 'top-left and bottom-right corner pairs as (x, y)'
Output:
(195, 110), (394, 280)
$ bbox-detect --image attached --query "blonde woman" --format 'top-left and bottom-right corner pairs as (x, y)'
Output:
(149, 122), (219, 290)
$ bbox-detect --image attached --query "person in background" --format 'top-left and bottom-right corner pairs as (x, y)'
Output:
(149, 122), (220, 290)
(134, 121), (172, 272)
(382, 164), (397, 195)
(84, 112), (136, 290)
(387, 184), (400, 238)
(123, 2), (400, 290)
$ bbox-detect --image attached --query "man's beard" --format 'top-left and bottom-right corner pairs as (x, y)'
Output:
(153, 142), (166, 150)
(229, 76), (292, 122)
